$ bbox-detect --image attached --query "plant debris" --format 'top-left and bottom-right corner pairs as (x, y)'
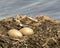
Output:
(0, 15), (60, 48)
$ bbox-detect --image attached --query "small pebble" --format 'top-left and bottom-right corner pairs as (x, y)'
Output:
(42, 16), (51, 20)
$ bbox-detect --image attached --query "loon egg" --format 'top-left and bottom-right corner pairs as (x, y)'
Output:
(8, 29), (23, 38)
(19, 27), (34, 36)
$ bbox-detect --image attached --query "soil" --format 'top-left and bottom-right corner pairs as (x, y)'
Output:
(0, 15), (60, 48)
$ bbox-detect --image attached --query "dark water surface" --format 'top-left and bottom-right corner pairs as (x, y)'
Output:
(0, 0), (60, 20)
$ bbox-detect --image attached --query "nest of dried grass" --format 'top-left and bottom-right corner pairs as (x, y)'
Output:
(0, 15), (60, 48)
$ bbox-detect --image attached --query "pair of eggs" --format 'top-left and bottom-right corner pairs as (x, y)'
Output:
(7, 27), (34, 38)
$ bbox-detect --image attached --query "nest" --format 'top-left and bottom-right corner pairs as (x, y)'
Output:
(0, 15), (60, 48)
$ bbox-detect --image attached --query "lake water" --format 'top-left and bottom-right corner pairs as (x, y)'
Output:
(0, 0), (60, 20)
